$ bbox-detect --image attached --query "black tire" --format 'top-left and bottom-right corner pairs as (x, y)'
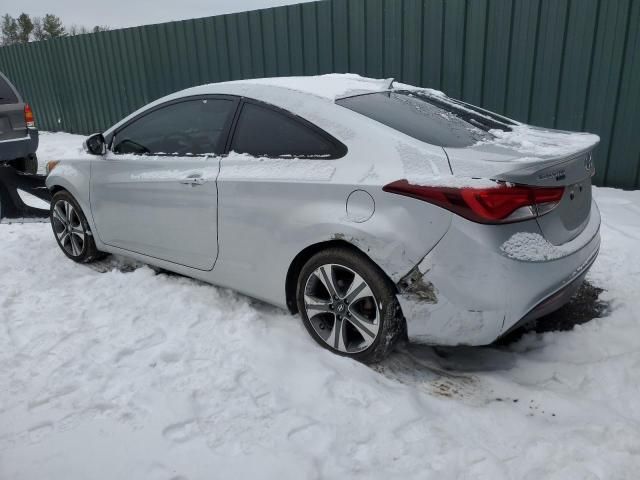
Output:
(296, 247), (405, 363)
(50, 190), (104, 263)
(14, 155), (38, 175)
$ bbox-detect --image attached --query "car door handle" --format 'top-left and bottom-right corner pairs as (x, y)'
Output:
(180, 175), (206, 186)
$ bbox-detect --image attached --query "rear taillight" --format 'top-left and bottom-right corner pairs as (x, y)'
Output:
(383, 180), (565, 224)
(24, 104), (35, 128)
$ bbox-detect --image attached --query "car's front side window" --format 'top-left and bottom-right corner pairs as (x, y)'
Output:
(230, 102), (345, 159)
(112, 98), (235, 156)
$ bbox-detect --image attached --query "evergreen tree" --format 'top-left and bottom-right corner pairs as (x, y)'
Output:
(42, 14), (65, 38)
(16, 13), (33, 43)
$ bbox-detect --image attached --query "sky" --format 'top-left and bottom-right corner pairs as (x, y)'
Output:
(3, 0), (316, 30)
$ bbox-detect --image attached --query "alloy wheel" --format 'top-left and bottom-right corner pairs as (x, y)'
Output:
(52, 200), (86, 257)
(303, 263), (380, 353)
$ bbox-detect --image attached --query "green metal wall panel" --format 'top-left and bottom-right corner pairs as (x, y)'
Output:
(504, 0), (539, 121)
(605, 0), (640, 188)
(442, 0), (466, 99)
(0, 0), (637, 188)
(402, 0), (423, 86)
(349, 0), (367, 74)
(317, 2), (334, 73)
(462, 0), (487, 105)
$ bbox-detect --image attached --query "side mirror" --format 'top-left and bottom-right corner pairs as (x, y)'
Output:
(83, 133), (106, 155)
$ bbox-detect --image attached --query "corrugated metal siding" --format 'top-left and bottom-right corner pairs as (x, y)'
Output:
(0, 0), (637, 188)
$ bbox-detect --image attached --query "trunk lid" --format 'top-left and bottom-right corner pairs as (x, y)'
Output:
(445, 125), (599, 245)
(0, 103), (27, 141)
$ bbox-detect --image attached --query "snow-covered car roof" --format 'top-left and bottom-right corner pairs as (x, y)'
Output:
(105, 74), (415, 138)
(222, 73), (396, 100)
(104, 74), (599, 169)
(185, 73), (445, 102)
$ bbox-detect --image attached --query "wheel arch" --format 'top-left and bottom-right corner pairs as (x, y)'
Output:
(49, 184), (66, 196)
(47, 177), (100, 246)
(46, 176), (83, 203)
(285, 239), (397, 314)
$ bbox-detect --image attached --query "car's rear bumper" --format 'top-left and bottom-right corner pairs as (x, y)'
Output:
(0, 128), (39, 161)
(397, 200), (601, 346)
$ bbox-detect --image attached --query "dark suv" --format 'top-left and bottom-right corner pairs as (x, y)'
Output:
(0, 71), (39, 174)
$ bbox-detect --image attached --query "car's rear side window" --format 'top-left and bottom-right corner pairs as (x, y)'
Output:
(336, 91), (499, 148)
(230, 102), (345, 159)
(112, 98), (235, 156)
(0, 76), (19, 105)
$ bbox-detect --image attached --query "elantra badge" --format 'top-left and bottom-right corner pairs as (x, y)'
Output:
(538, 169), (566, 181)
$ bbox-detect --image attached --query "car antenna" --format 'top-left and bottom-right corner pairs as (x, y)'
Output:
(385, 78), (395, 90)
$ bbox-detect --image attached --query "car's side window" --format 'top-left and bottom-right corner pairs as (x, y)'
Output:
(112, 98), (235, 156)
(230, 101), (345, 159)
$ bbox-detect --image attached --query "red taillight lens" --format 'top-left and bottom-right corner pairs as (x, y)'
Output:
(383, 180), (565, 224)
(24, 104), (35, 128)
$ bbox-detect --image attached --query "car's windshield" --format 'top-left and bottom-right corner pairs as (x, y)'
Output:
(336, 90), (514, 148)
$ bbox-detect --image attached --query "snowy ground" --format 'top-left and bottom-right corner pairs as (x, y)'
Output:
(1, 133), (640, 479)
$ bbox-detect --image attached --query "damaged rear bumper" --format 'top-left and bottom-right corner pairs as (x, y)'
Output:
(396, 201), (601, 346)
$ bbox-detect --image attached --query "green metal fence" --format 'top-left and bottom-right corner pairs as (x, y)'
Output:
(0, 0), (638, 188)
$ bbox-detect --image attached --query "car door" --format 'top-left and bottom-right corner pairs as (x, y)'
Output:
(215, 99), (347, 301)
(90, 95), (238, 270)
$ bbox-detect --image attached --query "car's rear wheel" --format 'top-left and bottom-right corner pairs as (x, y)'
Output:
(50, 190), (103, 263)
(297, 247), (405, 363)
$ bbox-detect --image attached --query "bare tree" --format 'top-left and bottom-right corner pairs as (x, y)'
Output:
(1, 14), (18, 46)
(68, 24), (87, 36)
(32, 17), (46, 41)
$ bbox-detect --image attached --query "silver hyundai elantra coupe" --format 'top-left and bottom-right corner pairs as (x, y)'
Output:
(46, 74), (601, 362)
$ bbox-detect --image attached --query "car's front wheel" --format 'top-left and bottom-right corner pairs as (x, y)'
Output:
(297, 247), (405, 363)
(50, 190), (104, 263)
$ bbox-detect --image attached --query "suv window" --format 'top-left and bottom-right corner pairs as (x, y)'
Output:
(0, 75), (19, 105)
(230, 102), (344, 158)
(336, 91), (510, 148)
(112, 98), (235, 156)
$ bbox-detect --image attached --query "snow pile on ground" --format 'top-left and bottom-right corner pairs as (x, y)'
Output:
(2, 135), (640, 479)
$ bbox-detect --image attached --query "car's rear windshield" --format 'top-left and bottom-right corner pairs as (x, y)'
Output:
(0, 76), (19, 105)
(336, 90), (515, 148)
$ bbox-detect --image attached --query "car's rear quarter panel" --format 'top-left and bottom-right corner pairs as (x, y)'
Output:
(211, 155), (453, 309)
